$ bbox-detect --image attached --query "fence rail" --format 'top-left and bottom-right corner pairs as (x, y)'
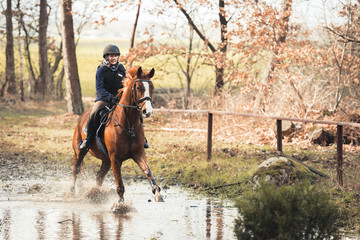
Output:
(153, 108), (360, 187)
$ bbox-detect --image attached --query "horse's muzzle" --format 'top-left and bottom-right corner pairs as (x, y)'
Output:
(143, 109), (153, 118)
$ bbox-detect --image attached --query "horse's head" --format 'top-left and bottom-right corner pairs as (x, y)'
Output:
(129, 66), (155, 118)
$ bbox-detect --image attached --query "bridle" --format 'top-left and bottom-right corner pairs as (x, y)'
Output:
(109, 79), (153, 140)
(113, 79), (153, 111)
(133, 79), (153, 110)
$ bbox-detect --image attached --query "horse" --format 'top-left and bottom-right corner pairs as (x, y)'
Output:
(71, 66), (163, 204)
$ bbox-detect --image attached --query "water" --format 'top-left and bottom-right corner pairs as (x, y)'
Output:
(0, 180), (238, 240)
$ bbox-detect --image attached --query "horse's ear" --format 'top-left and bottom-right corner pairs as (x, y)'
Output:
(149, 68), (155, 78)
(137, 67), (142, 78)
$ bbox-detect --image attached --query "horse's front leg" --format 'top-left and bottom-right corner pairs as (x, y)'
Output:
(111, 158), (125, 203)
(133, 152), (163, 202)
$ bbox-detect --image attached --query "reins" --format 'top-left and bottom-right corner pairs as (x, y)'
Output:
(110, 79), (152, 141)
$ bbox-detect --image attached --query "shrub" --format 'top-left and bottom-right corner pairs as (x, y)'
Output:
(234, 181), (341, 240)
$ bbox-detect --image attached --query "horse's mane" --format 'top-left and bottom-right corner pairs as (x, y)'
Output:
(115, 66), (148, 99)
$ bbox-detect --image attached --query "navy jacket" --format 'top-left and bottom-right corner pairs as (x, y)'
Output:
(95, 62), (126, 102)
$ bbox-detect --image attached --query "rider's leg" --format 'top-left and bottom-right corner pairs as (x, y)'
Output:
(79, 100), (107, 150)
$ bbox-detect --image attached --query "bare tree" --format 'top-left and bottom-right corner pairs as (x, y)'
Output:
(5, 0), (16, 95)
(325, 1), (360, 112)
(18, 4), (37, 95)
(61, 0), (83, 114)
(38, 0), (52, 97)
(130, 0), (141, 49)
(17, 0), (25, 101)
(172, 0), (228, 94)
(173, 25), (201, 108)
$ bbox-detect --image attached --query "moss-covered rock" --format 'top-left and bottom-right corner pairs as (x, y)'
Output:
(253, 156), (318, 186)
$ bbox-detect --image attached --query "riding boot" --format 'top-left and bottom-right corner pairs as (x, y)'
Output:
(79, 116), (95, 150)
(144, 137), (149, 148)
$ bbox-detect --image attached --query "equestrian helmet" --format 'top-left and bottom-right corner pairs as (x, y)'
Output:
(103, 44), (120, 58)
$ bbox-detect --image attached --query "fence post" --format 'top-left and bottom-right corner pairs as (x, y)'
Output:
(336, 125), (343, 187)
(207, 112), (213, 161)
(276, 119), (283, 153)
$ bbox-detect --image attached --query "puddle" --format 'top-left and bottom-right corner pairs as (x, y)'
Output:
(0, 180), (238, 240)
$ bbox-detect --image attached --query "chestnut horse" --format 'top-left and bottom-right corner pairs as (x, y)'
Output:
(71, 66), (162, 203)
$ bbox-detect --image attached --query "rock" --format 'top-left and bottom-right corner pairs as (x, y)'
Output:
(253, 157), (317, 186)
(308, 126), (335, 146)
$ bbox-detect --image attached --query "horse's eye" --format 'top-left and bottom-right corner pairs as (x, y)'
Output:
(137, 86), (141, 91)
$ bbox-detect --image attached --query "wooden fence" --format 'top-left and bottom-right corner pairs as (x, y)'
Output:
(153, 108), (360, 187)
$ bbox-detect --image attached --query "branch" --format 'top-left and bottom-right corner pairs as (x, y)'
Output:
(325, 26), (360, 43)
(173, 0), (216, 53)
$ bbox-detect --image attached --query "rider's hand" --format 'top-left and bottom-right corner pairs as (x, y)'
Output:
(110, 96), (120, 105)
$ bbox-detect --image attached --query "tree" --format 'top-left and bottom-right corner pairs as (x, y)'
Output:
(172, 0), (228, 94)
(38, 0), (52, 97)
(255, 0), (294, 112)
(130, 0), (141, 49)
(16, 0), (25, 101)
(325, 0), (360, 112)
(18, 2), (37, 96)
(5, 0), (16, 95)
(61, 0), (84, 114)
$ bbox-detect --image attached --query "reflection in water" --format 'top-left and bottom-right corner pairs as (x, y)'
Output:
(72, 212), (81, 240)
(2, 210), (11, 240)
(0, 180), (238, 240)
(206, 199), (225, 240)
(216, 204), (224, 240)
(206, 199), (211, 239)
(94, 213), (104, 239)
(36, 211), (46, 240)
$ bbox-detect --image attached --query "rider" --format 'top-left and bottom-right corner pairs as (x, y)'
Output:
(79, 44), (149, 150)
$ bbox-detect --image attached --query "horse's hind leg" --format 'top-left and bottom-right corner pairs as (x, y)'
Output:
(96, 158), (111, 186)
(71, 149), (87, 193)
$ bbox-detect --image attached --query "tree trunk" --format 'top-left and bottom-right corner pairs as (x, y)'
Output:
(5, 0), (16, 95)
(130, 0), (141, 49)
(61, 0), (84, 115)
(51, 42), (64, 100)
(39, 0), (52, 97)
(17, 0), (25, 101)
(56, 67), (65, 100)
(19, 10), (36, 96)
(184, 25), (194, 109)
(215, 0), (227, 94)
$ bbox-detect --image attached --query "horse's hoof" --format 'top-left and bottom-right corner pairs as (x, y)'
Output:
(152, 185), (161, 194)
(111, 201), (132, 214)
(70, 186), (76, 196)
(154, 187), (164, 202)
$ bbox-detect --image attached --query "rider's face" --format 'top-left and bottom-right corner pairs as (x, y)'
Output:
(108, 54), (119, 65)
